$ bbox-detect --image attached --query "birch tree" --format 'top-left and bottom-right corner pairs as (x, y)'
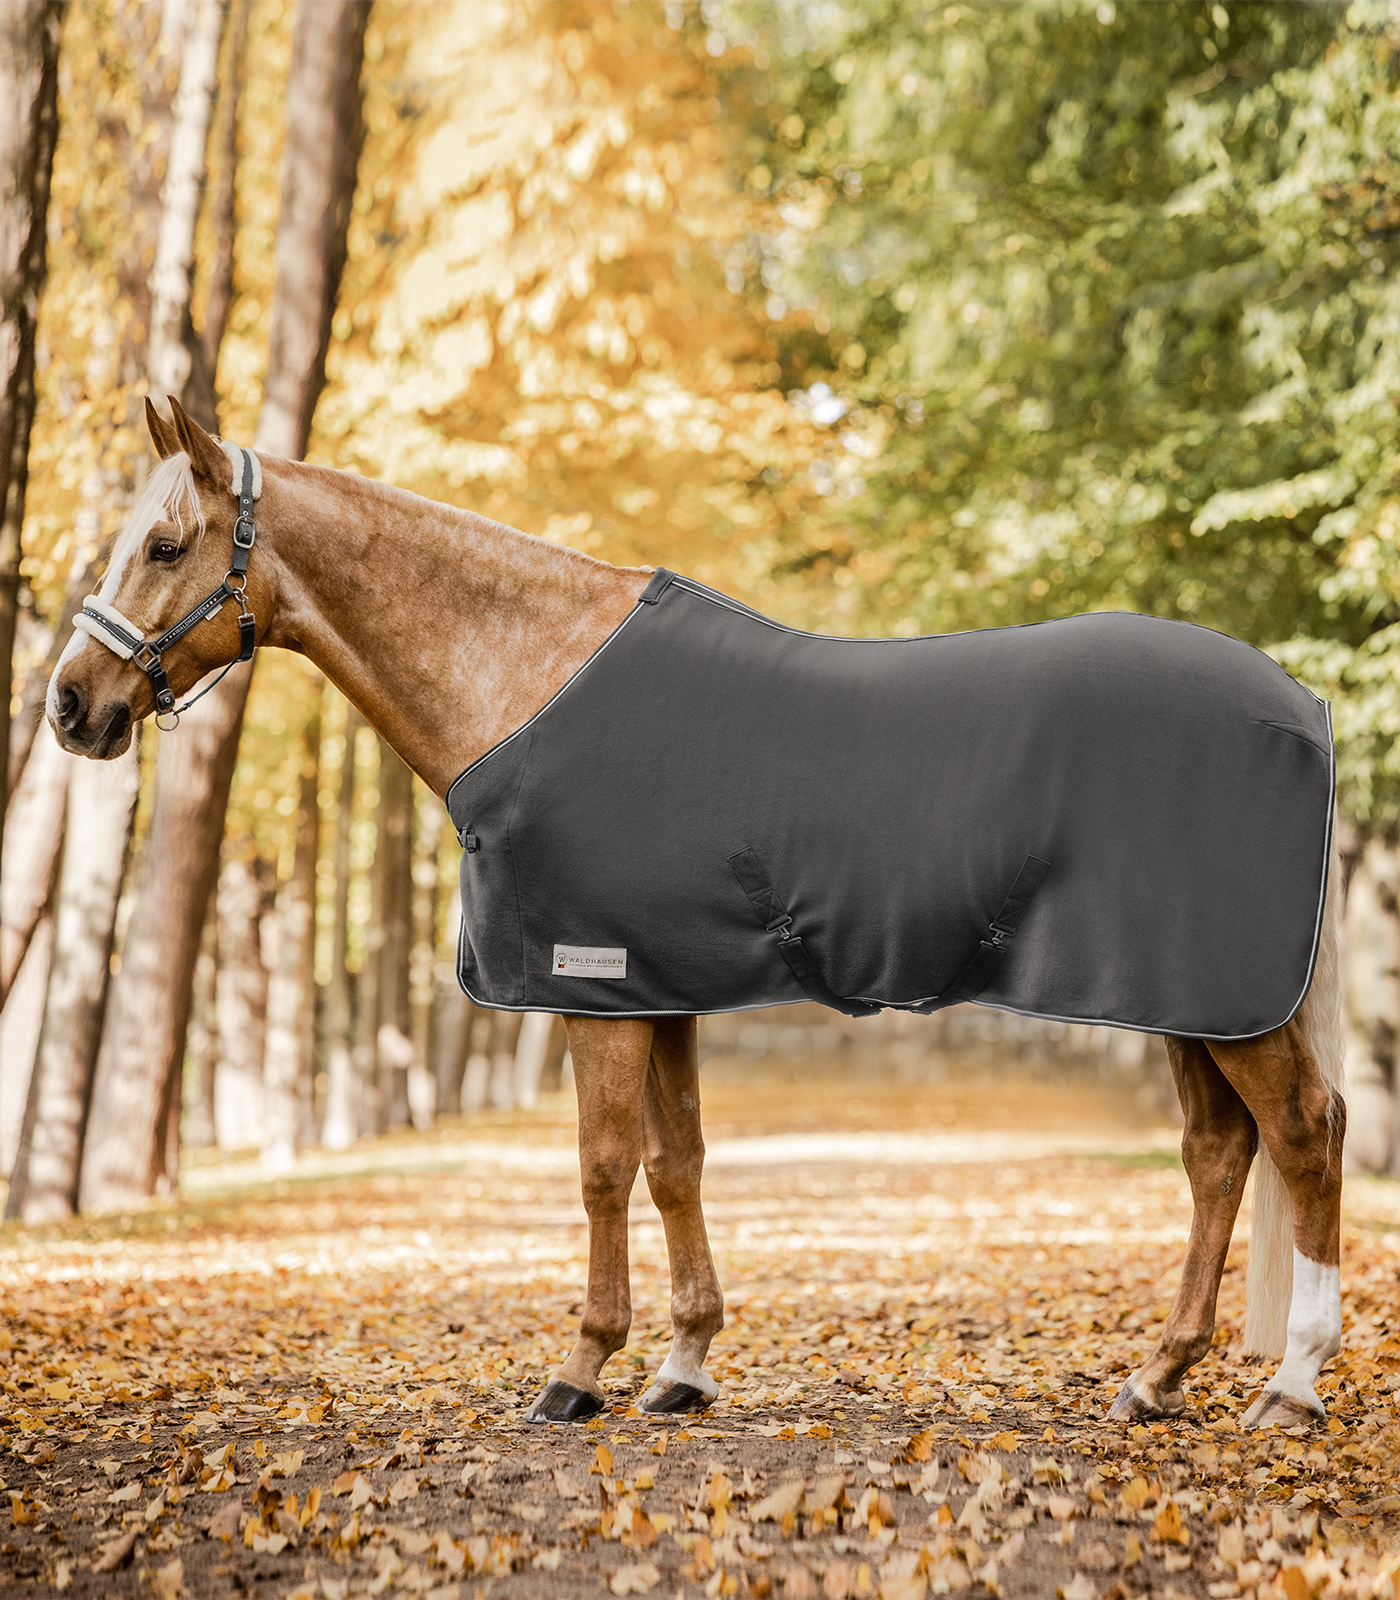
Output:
(0, 0), (64, 994)
(79, 0), (371, 1211)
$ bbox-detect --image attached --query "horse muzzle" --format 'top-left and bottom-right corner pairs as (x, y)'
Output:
(50, 682), (134, 759)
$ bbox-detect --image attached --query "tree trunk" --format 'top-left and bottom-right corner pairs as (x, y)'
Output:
(77, 0), (369, 1209)
(431, 883), (473, 1116)
(6, 736), (140, 1222)
(183, 905), (217, 1148)
(512, 1012), (553, 1111)
(0, 721), (69, 995)
(213, 855), (268, 1152)
(408, 792), (441, 1127)
(321, 701), (360, 1149)
(261, 708), (320, 1170)
(0, 909), (52, 1172)
(1343, 831), (1400, 1174)
(488, 1010), (525, 1110)
(201, 0), (249, 380)
(376, 739), (414, 1131)
(0, 0), (63, 985)
(148, 0), (224, 430)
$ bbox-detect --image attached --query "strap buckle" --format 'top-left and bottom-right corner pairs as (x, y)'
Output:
(233, 513), (256, 549)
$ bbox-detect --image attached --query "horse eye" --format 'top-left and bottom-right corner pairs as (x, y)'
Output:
(150, 540), (181, 563)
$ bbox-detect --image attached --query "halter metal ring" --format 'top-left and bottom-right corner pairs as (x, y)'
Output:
(224, 569), (248, 594)
(155, 709), (180, 732)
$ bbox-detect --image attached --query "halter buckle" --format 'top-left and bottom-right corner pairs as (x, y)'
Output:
(233, 513), (256, 549)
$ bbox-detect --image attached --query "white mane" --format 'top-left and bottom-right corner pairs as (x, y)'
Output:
(99, 452), (207, 600)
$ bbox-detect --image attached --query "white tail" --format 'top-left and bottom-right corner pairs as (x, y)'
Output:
(1241, 840), (1346, 1356)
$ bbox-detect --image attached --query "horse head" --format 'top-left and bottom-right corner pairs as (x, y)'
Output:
(47, 397), (269, 758)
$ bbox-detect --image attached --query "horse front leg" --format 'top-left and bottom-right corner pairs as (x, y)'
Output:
(1110, 1037), (1256, 1421)
(637, 1016), (725, 1415)
(525, 1017), (653, 1423)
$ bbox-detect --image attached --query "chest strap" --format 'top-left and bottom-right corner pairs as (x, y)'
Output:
(727, 847), (880, 1019)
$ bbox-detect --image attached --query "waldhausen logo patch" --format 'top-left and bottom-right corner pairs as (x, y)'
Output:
(552, 945), (627, 979)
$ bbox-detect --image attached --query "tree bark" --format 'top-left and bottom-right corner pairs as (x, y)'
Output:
(213, 855), (269, 1151)
(6, 736), (140, 1222)
(376, 738), (414, 1130)
(202, 0), (249, 381)
(408, 792), (441, 1126)
(0, 0), (64, 999)
(77, 0), (369, 1210)
(261, 708), (320, 1170)
(431, 883), (473, 1115)
(148, 0), (224, 430)
(321, 701), (360, 1149)
(1343, 831), (1400, 1174)
(0, 908), (53, 1172)
(0, 721), (69, 996)
(183, 904), (218, 1148)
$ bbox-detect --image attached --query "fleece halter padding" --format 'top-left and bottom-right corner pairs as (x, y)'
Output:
(73, 442), (261, 730)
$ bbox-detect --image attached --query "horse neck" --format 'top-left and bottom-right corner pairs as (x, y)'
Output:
(257, 459), (647, 796)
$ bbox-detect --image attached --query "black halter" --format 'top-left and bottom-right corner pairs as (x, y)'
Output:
(78, 449), (259, 731)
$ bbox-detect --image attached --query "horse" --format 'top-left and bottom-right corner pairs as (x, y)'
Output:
(47, 396), (1346, 1430)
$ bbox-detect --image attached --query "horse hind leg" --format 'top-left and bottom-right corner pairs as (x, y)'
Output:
(1110, 1037), (1257, 1421)
(636, 1016), (725, 1415)
(1211, 859), (1346, 1428)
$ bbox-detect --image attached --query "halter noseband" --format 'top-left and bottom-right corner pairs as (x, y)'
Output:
(74, 442), (260, 732)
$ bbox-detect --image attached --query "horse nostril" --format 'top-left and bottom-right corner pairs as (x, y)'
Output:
(57, 684), (85, 733)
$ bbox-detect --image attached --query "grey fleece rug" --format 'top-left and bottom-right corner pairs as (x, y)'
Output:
(445, 570), (1332, 1040)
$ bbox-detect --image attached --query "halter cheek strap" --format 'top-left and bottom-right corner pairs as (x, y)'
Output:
(74, 443), (261, 731)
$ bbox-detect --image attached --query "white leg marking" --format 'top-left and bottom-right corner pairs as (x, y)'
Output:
(652, 1350), (718, 1401)
(1262, 1249), (1341, 1411)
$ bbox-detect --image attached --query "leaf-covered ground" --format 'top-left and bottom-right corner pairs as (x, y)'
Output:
(0, 1073), (1396, 1599)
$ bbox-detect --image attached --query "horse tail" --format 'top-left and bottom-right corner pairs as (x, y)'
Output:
(1241, 836), (1346, 1356)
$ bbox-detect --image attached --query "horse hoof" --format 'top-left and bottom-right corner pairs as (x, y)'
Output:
(1242, 1388), (1325, 1431)
(525, 1380), (606, 1424)
(1108, 1378), (1185, 1422)
(638, 1380), (714, 1416)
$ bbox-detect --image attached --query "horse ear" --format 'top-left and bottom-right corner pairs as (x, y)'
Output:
(145, 397), (181, 461)
(167, 396), (232, 490)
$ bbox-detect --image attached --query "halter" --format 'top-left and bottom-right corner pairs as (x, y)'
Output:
(74, 442), (260, 732)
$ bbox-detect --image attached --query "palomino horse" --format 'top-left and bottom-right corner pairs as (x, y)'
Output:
(48, 399), (1346, 1429)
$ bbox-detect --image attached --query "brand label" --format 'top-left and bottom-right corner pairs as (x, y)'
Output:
(552, 944), (627, 979)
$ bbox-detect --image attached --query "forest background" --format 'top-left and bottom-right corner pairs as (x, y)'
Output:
(7, 0), (1400, 1213)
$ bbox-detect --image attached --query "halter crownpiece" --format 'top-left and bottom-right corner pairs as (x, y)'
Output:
(74, 441), (261, 731)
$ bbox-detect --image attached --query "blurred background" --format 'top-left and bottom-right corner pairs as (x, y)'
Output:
(3, 0), (1400, 1221)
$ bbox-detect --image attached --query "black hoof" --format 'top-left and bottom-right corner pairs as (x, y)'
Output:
(639, 1381), (713, 1416)
(526, 1380), (606, 1424)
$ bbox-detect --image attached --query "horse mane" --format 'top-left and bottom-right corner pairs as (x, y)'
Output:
(104, 453), (207, 591)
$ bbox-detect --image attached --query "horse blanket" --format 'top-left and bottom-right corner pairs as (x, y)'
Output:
(445, 570), (1333, 1039)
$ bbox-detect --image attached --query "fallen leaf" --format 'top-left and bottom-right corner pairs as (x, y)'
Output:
(150, 1556), (183, 1600)
(205, 1502), (242, 1541)
(753, 1480), (806, 1522)
(272, 1449), (305, 1477)
(592, 1444), (614, 1476)
(108, 1481), (141, 1504)
(388, 1471), (418, 1503)
(553, 1468), (583, 1499)
(1057, 1575), (1097, 1600)
(610, 1560), (662, 1594)
(331, 1470), (358, 1495)
(1048, 1495), (1077, 1522)
(93, 1527), (140, 1572)
(1152, 1499), (1188, 1546)
(1122, 1534), (1143, 1569)
(1119, 1477), (1149, 1512)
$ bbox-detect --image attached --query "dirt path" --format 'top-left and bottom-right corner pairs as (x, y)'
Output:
(0, 1076), (1395, 1598)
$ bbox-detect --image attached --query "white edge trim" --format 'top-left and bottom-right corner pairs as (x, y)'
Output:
(220, 438), (261, 498)
(75, 595), (144, 659)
